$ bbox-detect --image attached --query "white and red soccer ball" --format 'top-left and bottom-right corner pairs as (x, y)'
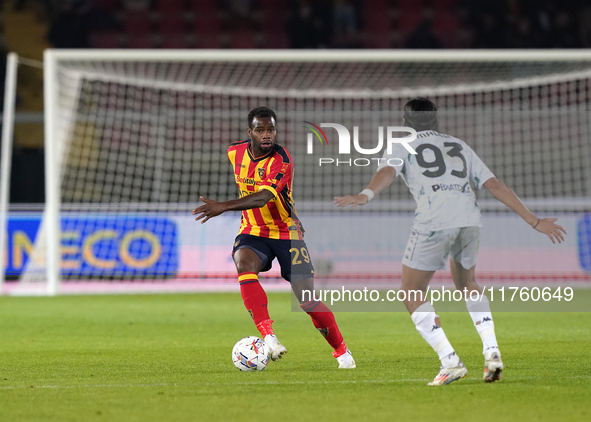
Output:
(232, 336), (269, 371)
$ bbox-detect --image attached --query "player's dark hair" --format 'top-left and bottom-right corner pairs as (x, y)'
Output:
(248, 107), (277, 129)
(403, 97), (438, 131)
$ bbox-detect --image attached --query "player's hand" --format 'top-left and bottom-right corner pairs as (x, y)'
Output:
(192, 196), (226, 224)
(533, 217), (567, 244)
(333, 194), (369, 210)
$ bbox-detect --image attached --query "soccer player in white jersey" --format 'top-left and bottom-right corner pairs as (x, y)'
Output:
(334, 97), (566, 386)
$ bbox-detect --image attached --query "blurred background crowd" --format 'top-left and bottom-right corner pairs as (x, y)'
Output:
(2, 0), (590, 50)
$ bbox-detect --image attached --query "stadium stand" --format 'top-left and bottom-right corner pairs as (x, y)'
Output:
(35, 0), (586, 50)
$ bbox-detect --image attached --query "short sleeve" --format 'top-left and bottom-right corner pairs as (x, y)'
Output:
(259, 157), (291, 197)
(467, 145), (495, 189)
(376, 142), (406, 176)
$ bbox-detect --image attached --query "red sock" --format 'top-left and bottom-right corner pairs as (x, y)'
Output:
(300, 300), (344, 351)
(239, 272), (271, 331)
(256, 319), (274, 338)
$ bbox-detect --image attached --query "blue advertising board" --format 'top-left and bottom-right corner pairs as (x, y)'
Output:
(5, 215), (178, 277)
(578, 214), (591, 272)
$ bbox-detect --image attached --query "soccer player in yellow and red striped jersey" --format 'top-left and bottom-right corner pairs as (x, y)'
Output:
(193, 107), (355, 368)
(228, 133), (302, 241)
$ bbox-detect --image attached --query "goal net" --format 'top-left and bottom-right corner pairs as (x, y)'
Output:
(7, 50), (591, 295)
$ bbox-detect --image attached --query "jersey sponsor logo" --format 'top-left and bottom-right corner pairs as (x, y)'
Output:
(236, 175), (263, 186)
(431, 183), (471, 193)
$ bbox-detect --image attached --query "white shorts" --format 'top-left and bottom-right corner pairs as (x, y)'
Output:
(402, 226), (480, 271)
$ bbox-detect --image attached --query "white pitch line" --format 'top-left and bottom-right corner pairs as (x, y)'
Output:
(1, 375), (590, 390)
(0, 379), (432, 390)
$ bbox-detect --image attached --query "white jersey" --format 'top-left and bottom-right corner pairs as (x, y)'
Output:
(378, 130), (495, 232)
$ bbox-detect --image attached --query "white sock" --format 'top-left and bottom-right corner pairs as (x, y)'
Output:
(440, 351), (460, 368)
(411, 302), (456, 366)
(264, 334), (278, 345)
(465, 295), (499, 354)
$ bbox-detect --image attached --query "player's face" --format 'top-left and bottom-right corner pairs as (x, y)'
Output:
(248, 116), (277, 156)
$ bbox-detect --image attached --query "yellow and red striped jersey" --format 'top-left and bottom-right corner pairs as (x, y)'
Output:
(227, 140), (304, 240)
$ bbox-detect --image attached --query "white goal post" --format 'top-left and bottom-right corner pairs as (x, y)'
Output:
(5, 49), (591, 295)
(0, 53), (19, 293)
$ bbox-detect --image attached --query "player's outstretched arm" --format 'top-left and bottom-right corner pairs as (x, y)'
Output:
(484, 177), (567, 244)
(334, 166), (396, 210)
(192, 190), (275, 224)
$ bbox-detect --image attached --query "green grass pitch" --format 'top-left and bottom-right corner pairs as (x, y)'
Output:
(1, 292), (590, 422)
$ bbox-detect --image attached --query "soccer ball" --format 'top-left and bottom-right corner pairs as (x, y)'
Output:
(232, 336), (269, 371)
